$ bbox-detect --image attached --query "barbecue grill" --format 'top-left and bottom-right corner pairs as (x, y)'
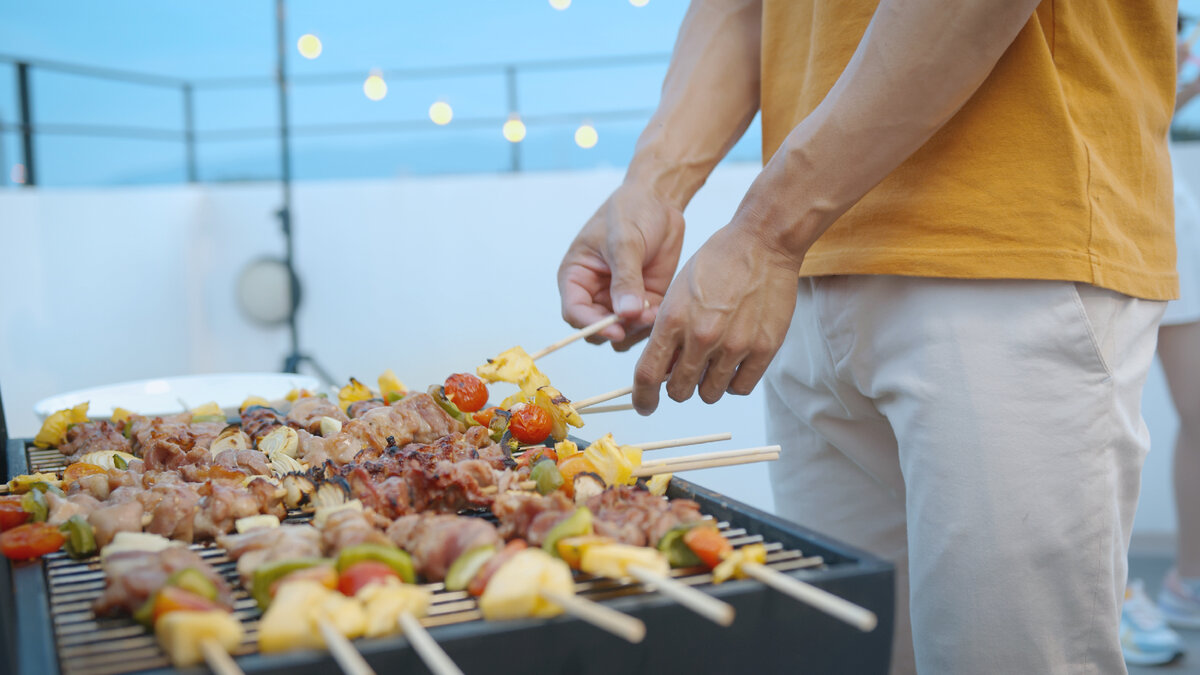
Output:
(0, 400), (894, 674)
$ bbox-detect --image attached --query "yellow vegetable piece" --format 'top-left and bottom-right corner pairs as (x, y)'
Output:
(190, 401), (223, 418)
(477, 346), (552, 398)
(554, 440), (579, 460)
(555, 535), (614, 569)
(534, 386), (584, 441)
(712, 543), (769, 584)
(337, 377), (374, 412)
(155, 610), (244, 667)
(580, 544), (670, 580)
(259, 580), (366, 653)
(645, 473), (672, 497)
(34, 402), (89, 448)
(377, 369), (407, 402)
(7, 473), (62, 494)
(479, 549), (574, 621)
(357, 577), (432, 638)
(240, 396), (271, 411)
(110, 407), (133, 424)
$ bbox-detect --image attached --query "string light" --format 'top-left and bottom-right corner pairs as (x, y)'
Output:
(502, 115), (527, 143)
(549, 0), (571, 9)
(429, 101), (453, 126)
(574, 123), (598, 149)
(296, 34), (322, 59)
(629, 0), (649, 6)
(363, 71), (388, 101)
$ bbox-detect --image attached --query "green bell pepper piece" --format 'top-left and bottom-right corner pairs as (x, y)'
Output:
(543, 506), (593, 556)
(21, 490), (47, 523)
(530, 459), (564, 495)
(657, 523), (703, 568)
(444, 545), (497, 592)
(165, 567), (218, 601)
(59, 515), (97, 559)
(335, 543), (415, 584)
(251, 557), (330, 609)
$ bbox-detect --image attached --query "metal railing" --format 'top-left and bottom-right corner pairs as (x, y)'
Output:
(0, 51), (674, 187)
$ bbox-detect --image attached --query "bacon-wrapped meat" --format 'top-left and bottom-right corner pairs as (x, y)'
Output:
(94, 546), (234, 617)
(585, 485), (703, 547)
(57, 421), (131, 460)
(287, 396), (348, 434)
(385, 513), (503, 581)
(298, 393), (463, 466)
(217, 524), (323, 587)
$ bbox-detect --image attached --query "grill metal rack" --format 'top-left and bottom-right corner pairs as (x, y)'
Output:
(2, 428), (894, 674)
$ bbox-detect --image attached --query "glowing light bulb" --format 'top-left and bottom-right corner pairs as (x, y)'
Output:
(429, 101), (453, 126)
(549, 0), (571, 9)
(502, 116), (527, 143)
(574, 123), (598, 149)
(629, 0), (649, 6)
(297, 34), (323, 59)
(363, 72), (388, 101)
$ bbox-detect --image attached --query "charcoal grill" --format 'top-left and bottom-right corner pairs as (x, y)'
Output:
(2, 424), (894, 674)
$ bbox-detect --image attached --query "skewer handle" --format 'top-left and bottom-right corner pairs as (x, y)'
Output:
(633, 448), (780, 477)
(531, 315), (620, 360)
(398, 612), (464, 675)
(574, 386), (634, 410)
(201, 638), (244, 675)
(318, 618), (377, 675)
(641, 444), (778, 467)
(578, 402), (635, 414)
(540, 589), (647, 644)
(633, 433), (732, 452)
(741, 562), (878, 632)
(626, 565), (735, 627)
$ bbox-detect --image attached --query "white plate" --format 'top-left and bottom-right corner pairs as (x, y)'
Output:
(33, 373), (323, 420)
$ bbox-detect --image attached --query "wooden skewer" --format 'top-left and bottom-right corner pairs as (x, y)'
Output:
(633, 446), (781, 477)
(578, 402), (635, 414)
(626, 565), (735, 626)
(397, 612), (464, 675)
(741, 562), (878, 632)
(573, 386), (634, 410)
(530, 315), (620, 360)
(200, 638), (244, 675)
(632, 433), (732, 452)
(317, 618), (376, 675)
(641, 444), (772, 467)
(539, 589), (647, 644)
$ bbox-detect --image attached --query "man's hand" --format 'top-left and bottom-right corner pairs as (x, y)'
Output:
(632, 224), (800, 414)
(557, 184), (686, 350)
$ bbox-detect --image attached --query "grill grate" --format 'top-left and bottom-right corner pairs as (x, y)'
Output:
(23, 445), (826, 675)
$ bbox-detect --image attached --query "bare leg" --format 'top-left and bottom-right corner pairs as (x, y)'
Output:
(1160, 320), (1200, 576)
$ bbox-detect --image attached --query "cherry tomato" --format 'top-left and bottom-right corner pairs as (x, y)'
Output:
(508, 404), (553, 444)
(63, 463), (106, 486)
(0, 496), (30, 532)
(0, 522), (65, 560)
(682, 526), (733, 570)
(338, 560), (399, 596)
(444, 373), (489, 413)
(152, 586), (223, 622)
(472, 407), (498, 427)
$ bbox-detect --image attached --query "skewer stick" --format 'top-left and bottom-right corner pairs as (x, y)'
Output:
(574, 386), (634, 410)
(397, 612), (464, 675)
(201, 638), (245, 675)
(530, 315), (621, 360)
(317, 618), (376, 675)
(578, 403), (635, 414)
(626, 565), (735, 626)
(539, 589), (647, 643)
(641, 444), (773, 467)
(741, 562), (878, 632)
(632, 433), (732, 452)
(634, 446), (781, 477)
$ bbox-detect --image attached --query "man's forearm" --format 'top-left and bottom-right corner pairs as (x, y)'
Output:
(626, 0), (761, 211)
(738, 0), (1042, 261)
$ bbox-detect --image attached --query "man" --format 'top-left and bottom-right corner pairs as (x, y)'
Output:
(557, 1), (1177, 673)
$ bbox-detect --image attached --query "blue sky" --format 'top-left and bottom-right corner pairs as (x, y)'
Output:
(0, 0), (763, 186)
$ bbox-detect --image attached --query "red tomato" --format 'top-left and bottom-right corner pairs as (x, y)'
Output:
(0, 497), (30, 532)
(472, 407), (498, 427)
(0, 522), (66, 560)
(152, 586), (223, 622)
(444, 373), (488, 413)
(508, 405), (553, 444)
(682, 526), (733, 570)
(338, 560), (399, 596)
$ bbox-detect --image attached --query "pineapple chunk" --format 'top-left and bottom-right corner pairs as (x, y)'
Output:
(240, 396), (271, 412)
(7, 472), (62, 494)
(534, 386), (584, 441)
(190, 401), (224, 418)
(580, 544), (670, 580)
(712, 543), (768, 584)
(101, 532), (180, 559)
(377, 369), (407, 402)
(480, 549), (574, 621)
(357, 578), (432, 638)
(583, 434), (637, 487)
(259, 580), (366, 653)
(155, 610), (244, 667)
(34, 402), (89, 448)
(554, 440), (579, 460)
(477, 346), (552, 397)
(110, 407), (133, 424)
(337, 378), (374, 412)
(645, 473), (672, 497)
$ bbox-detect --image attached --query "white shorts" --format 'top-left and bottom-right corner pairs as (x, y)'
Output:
(1164, 155), (1200, 326)
(765, 276), (1165, 674)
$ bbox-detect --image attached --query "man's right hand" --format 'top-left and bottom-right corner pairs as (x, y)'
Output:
(557, 183), (686, 351)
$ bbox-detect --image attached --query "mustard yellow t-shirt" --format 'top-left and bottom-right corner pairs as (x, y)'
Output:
(761, 2), (1178, 300)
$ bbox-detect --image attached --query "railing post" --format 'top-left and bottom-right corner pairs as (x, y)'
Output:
(505, 65), (520, 173)
(16, 62), (36, 187)
(182, 83), (197, 183)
